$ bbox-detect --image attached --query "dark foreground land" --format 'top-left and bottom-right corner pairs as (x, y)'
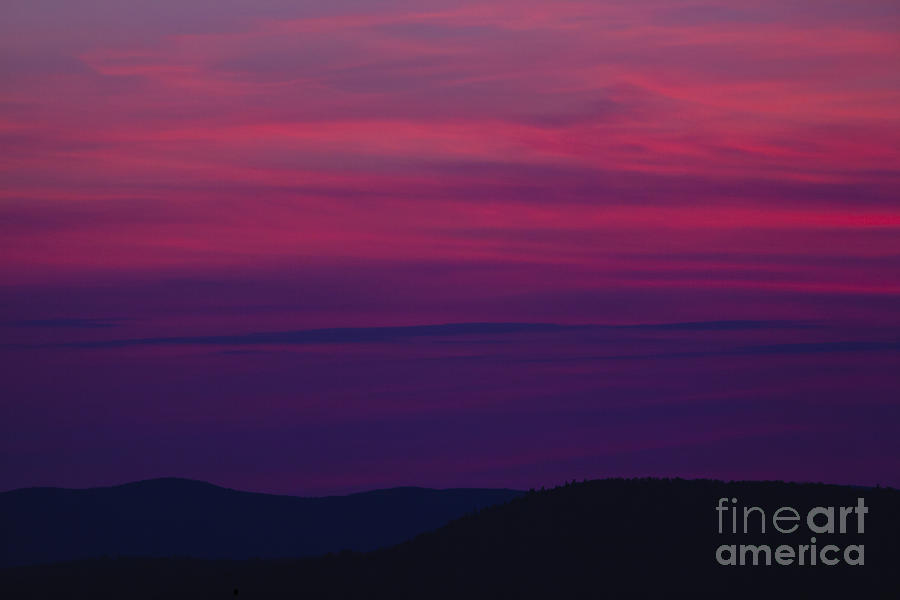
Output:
(3, 478), (898, 598)
(1, 478), (521, 567)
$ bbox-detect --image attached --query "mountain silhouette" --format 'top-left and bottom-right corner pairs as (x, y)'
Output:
(2, 478), (898, 598)
(0, 477), (521, 567)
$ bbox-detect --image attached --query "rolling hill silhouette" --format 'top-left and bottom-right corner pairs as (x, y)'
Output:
(2, 478), (898, 598)
(0, 478), (522, 567)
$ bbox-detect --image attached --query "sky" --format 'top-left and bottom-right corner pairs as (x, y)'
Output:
(1, 0), (898, 495)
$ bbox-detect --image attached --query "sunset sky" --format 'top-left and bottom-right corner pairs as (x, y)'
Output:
(2, 0), (898, 494)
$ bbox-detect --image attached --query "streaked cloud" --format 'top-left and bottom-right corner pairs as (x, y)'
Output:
(1, 0), (898, 494)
